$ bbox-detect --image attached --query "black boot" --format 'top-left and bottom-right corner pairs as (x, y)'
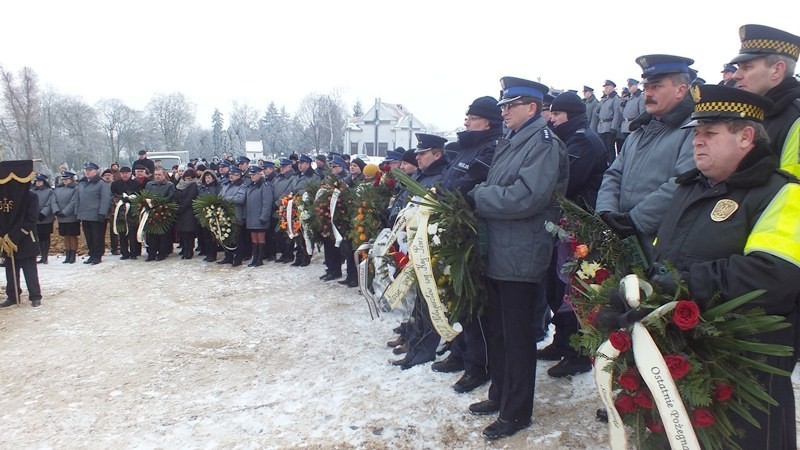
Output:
(204, 249), (217, 262)
(184, 237), (193, 259)
(68, 250), (76, 264)
(247, 244), (263, 267)
(38, 239), (49, 264)
(217, 252), (233, 264)
(62, 251), (70, 264)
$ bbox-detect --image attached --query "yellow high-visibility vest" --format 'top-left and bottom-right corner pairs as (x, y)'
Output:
(745, 183), (800, 267)
(780, 117), (800, 177)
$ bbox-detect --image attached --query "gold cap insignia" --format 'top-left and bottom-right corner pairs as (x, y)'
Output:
(691, 85), (702, 103)
(710, 199), (739, 222)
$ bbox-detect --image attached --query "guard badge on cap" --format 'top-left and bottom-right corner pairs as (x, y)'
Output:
(711, 199), (739, 222)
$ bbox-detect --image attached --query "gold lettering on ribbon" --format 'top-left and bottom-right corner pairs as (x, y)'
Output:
(383, 265), (416, 309)
(408, 207), (460, 342)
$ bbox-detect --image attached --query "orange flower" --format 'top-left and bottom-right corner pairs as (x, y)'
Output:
(359, 233), (367, 241)
(574, 244), (589, 258)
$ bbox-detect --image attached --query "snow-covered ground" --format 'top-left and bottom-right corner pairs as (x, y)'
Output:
(0, 251), (798, 449)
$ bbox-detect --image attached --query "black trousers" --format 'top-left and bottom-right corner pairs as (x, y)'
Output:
(601, 132), (617, 164)
(82, 220), (105, 260)
(5, 257), (41, 302)
(323, 237), (342, 276)
(449, 315), (489, 377)
(485, 278), (544, 423)
(146, 225), (173, 258)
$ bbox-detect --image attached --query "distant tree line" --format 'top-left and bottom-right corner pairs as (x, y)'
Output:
(0, 64), (349, 174)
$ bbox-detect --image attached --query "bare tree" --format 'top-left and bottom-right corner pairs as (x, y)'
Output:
(96, 98), (139, 164)
(1, 65), (40, 159)
(31, 89), (63, 172)
(146, 92), (195, 151)
(57, 95), (105, 166)
(295, 92), (346, 153)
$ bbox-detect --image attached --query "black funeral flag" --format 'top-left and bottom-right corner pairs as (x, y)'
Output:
(0, 160), (35, 238)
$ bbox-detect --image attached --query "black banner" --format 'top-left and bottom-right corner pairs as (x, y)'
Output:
(0, 160), (35, 238)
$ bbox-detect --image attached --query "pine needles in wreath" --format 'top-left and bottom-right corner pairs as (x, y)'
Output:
(132, 190), (177, 235)
(392, 169), (487, 322)
(348, 182), (392, 247)
(310, 176), (351, 244)
(192, 193), (239, 247)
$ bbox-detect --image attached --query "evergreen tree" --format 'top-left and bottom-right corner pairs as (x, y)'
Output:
(211, 109), (224, 156)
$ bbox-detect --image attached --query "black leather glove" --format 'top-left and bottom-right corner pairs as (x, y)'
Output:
(593, 288), (654, 331)
(649, 262), (680, 296)
(55, 212), (65, 218)
(600, 212), (636, 237)
(38, 213), (46, 221)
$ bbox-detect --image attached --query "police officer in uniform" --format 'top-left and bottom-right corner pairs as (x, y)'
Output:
(597, 80), (622, 162)
(652, 84), (800, 449)
(730, 24), (800, 176)
(467, 76), (569, 440)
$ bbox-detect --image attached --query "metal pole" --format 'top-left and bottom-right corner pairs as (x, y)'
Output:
(373, 98), (380, 157)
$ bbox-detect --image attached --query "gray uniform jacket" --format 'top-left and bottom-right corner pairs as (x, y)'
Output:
(76, 175), (112, 222)
(620, 90), (646, 134)
(53, 183), (78, 223)
(596, 95), (696, 260)
(469, 116), (569, 283)
(271, 172), (296, 215)
(220, 179), (247, 224)
(245, 178), (274, 230)
(597, 91), (622, 135)
(584, 95), (601, 133)
(294, 168), (320, 194)
(33, 185), (56, 224)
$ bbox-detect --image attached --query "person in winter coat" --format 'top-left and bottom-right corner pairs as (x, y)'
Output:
(291, 155), (321, 266)
(175, 169), (200, 259)
(729, 24), (800, 177)
(198, 170), (221, 262)
(597, 80), (623, 163)
(32, 174), (57, 264)
(244, 166), (274, 267)
(53, 171), (80, 263)
(76, 162), (112, 265)
(651, 84), (800, 450)
(111, 167), (145, 260)
(620, 78), (646, 143)
(582, 86), (601, 133)
(218, 167), (247, 266)
(596, 54), (697, 264)
(0, 189), (42, 308)
(390, 134), (450, 369)
(143, 167), (176, 262)
(272, 159), (298, 264)
(467, 77), (569, 441)
(428, 98), (502, 394)
(540, 92), (608, 378)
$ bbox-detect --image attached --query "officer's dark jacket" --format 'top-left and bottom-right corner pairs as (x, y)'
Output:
(415, 155), (449, 189)
(441, 128), (500, 198)
(552, 114), (608, 209)
(764, 77), (800, 162)
(653, 141), (800, 450)
(654, 144), (799, 312)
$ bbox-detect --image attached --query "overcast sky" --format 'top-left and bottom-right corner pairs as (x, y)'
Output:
(1, 0), (797, 133)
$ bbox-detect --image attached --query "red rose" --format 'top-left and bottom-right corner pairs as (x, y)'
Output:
(609, 330), (632, 353)
(614, 394), (636, 413)
(646, 420), (665, 433)
(586, 309), (599, 327)
(691, 408), (715, 428)
(663, 355), (691, 379)
(618, 367), (640, 391)
(387, 179), (396, 188)
(713, 383), (733, 402)
(672, 301), (701, 331)
(634, 389), (653, 409)
(594, 268), (611, 284)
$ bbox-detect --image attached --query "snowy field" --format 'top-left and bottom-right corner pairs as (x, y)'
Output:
(0, 251), (798, 449)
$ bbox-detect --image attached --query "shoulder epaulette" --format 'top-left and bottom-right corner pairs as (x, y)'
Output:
(541, 128), (552, 142)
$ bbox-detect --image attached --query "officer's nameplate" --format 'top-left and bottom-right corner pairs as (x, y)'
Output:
(710, 199), (739, 222)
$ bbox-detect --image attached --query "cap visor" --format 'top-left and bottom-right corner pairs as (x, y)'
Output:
(729, 53), (761, 64)
(496, 95), (521, 106)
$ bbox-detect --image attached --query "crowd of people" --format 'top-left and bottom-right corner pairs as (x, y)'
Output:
(2, 22), (799, 447)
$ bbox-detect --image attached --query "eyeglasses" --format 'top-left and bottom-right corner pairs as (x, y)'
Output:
(500, 101), (528, 111)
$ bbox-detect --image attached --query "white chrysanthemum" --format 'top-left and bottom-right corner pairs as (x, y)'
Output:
(427, 223), (439, 235)
(431, 235), (441, 246)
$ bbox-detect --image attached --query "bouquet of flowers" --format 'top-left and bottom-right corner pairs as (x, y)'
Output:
(112, 193), (138, 235)
(348, 182), (392, 248)
(277, 193), (302, 238)
(192, 193), (238, 247)
(310, 176), (350, 245)
(549, 196), (793, 450)
(132, 190), (177, 235)
(392, 169), (486, 323)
